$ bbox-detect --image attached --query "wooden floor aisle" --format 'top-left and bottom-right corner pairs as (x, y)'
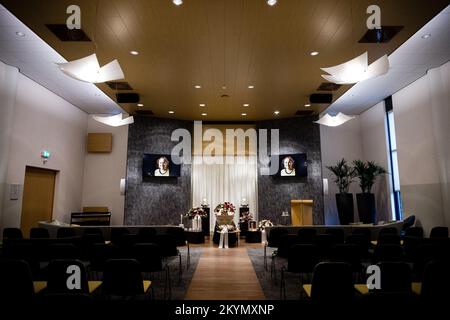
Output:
(184, 244), (265, 300)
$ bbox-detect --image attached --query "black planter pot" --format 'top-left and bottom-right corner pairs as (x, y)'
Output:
(356, 193), (376, 224)
(335, 193), (354, 225)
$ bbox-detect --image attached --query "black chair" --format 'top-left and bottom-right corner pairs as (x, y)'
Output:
(372, 244), (404, 264)
(154, 234), (182, 283)
(46, 259), (89, 294)
(310, 262), (354, 304)
(313, 234), (336, 258)
(377, 234), (401, 245)
(403, 236), (424, 262)
(167, 227), (190, 269)
(56, 227), (77, 238)
(325, 228), (345, 244)
(378, 227), (399, 238)
(375, 262), (412, 293)
(413, 243), (449, 277)
(101, 259), (148, 298)
(88, 243), (120, 275)
(264, 228), (288, 270)
(421, 260), (450, 301)
(297, 228), (317, 244)
(138, 227), (157, 243)
(330, 244), (363, 275)
(132, 243), (170, 299)
(430, 227), (448, 239)
(352, 227), (371, 239)
(30, 227), (50, 239)
(116, 233), (139, 251)
(267, 228), (288, 247)
(83, 227), (104, 236)
(345, 234), (370, 258)
(3, 227), (23, 240)
(404, 227), (423, 238)
(0, 259), (35, 302)
(110, 227), (130, 245)
(281, 244), (321, 299)
(276, 234), (300, 258)
(2, 242), (41, 279)
(47, 243), (81, 260)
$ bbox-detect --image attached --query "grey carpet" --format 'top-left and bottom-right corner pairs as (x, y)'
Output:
(150, 246), (202, 300)
(247, 247), (310, 300)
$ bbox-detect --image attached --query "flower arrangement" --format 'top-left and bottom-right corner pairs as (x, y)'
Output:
(214, 202), (236, 216)
(239, 211), (254, 223)
(258, 219), (273, 230)
(185, 206), (207, 219)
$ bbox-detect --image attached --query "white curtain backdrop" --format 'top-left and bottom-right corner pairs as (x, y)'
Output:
(192, 155), (258, 230)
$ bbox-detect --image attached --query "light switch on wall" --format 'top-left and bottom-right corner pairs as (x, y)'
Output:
(10, 184), (21, 200)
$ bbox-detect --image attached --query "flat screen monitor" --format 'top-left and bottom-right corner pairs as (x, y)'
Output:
(277, 154), (307, 177)
(142, 154), (181, 177)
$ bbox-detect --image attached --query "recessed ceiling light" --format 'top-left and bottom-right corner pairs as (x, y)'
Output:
(222, 86), (227, 89)
(129, 50), (139, 55)
(16, 31), (25, 37)
(310, 51), (319, 56)
(421, 34), (431, 39)
(137, 103), (144, 107)
(201, 113), (207, 116)
(168, 110), (175, 114)
(243, 103), (250, 107)
(241, 113), (247, 116)
(248, 85), (254, 89)
(194, 85), (201, 89)
(274, 110), (280, 115)
(199, 103), (206, 107)
(267, 0), (277, 6)
(173, 0), (183, 5)
(304, 104), (311, 107)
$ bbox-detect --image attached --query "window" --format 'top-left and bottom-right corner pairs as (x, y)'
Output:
(385, 97), (403, 220)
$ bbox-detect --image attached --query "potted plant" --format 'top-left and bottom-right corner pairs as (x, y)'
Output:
(353, 160), (387, 224)
(326, 158), (356, 225)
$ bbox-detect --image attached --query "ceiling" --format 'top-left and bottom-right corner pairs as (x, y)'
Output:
(0, 4), (124, 115)
(326, 4), (450, 115)
(1, 0), (449, 120)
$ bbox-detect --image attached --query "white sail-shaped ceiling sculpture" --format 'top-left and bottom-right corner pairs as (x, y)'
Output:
(93, 113), (134, 127)
(314, 112), (355, 127)
(57, 54), (124, 83)
(321, 52), (389, 84)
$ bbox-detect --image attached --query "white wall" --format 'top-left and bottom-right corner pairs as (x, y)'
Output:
(0, 62), (18, 228)
(392, 61), (450, 233)
(320, 116), (363, 224)
(81, 116), (128, 225)
(1, 68), (87, 228)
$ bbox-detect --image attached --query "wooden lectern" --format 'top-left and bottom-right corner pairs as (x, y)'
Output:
(290, 200), (313, 226)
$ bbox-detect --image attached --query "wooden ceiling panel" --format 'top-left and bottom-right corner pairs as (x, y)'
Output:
(2, 0), (448, 120)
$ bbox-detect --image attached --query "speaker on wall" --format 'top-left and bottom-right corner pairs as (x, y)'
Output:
(116, 93), (140, 103)
(310, 93), (332, 104)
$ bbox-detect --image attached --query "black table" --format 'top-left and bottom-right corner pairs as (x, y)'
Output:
(245, 230), (262, 243)
(184, 230), (205, 244)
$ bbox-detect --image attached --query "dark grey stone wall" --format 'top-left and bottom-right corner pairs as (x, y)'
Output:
(124, 116), (192, 225)
(257, 116), (324, 225)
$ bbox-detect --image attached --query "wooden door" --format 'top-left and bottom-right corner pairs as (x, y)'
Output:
(21, 166), (56, 237)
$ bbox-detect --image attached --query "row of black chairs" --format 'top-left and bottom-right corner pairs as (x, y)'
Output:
(0, 258), (164, 303)
(281, 259), (450, 304)
(2, 235), (184, 285)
